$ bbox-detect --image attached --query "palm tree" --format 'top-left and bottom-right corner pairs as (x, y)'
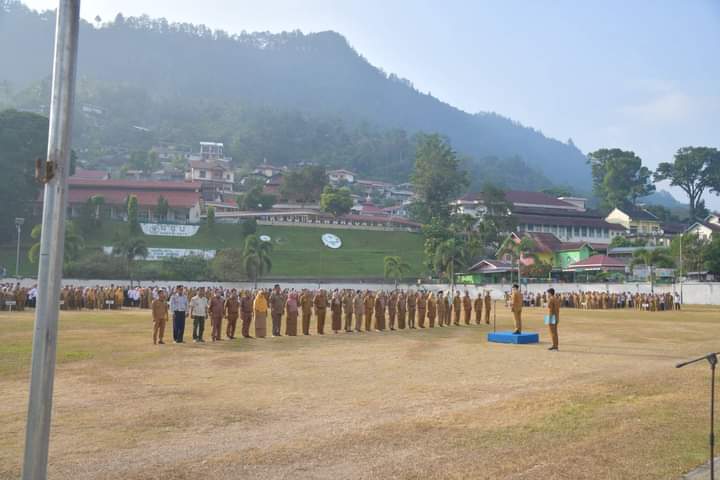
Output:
(498, 235), (536, 286)
(243, 235), (273, 288)
(384, 256), (411, 288)
(112, 235), (148, 286)
(434, 238), (467, 296)
(28, 220), (85, 266)
(631, 248), (674, 293)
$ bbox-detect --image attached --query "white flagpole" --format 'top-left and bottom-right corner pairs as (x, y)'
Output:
(22, 1), (80, 479)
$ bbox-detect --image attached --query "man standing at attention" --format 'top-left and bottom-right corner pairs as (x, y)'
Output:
(546, 288), (560, 351)
(397, 290), (407, 330)
(363, 290), (374, 332)
(452, 292), (462, 326)
(484, 290), (492, 325)
(189, 287), (209, 343)
(473, 292), (483, 325)
(299, 289), (313, 335)
(314, 289), (328, 335)
(269, 284), (285, 337)
(462, 290), (472, 325)
(224, 289), (240, 340)
(170, 285), (188, 343)
(407, 289), (416, 329)
(240, 290), (254, 338)
(209, 289), (225, 342)
(152, 290), (169, 345)
(342, 289), (354, 333)
(387, 291), (397, 331)
(352, 289), (364, 332)
(510, 284), (523, 334)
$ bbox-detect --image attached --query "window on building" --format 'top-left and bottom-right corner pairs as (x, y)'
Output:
(581, 227), (588, 236)
(199, 170), (206, 178)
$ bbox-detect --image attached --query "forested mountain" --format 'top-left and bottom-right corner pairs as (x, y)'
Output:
(0, 0), (589, 189)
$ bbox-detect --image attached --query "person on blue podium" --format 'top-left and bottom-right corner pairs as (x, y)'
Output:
(510, 283), (522, 334)
(546, 288), (560, 351)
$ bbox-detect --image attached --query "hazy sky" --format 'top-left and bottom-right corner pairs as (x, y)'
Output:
(21, 0), (720, 208)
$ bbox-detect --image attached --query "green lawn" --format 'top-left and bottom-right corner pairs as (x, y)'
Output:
(1, 221), (426, 279)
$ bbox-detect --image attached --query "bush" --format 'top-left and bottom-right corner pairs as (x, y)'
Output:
(211, 248), (245, 281)
(64, 250), (126, 279)
(159, 255), (210, 281)
(240, 218), (257, 236)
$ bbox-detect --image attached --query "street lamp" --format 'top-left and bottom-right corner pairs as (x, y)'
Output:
(15, 217), (25, 278)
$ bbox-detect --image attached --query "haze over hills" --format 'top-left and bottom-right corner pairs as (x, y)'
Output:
(0, 1), (601, 192)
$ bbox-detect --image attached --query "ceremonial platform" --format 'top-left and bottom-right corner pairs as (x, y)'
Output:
(487, 331), (539, 344)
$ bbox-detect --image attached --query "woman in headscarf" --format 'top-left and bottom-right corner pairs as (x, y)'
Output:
(253, 289), (268, 338)
(331, 290), (342, 334)
(285, 290), (299, 336)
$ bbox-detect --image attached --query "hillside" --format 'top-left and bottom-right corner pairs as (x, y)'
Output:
(0, 1), (590, 189)
(0, 222), (425, 280)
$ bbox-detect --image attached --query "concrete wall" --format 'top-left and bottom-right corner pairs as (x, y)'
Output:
(10, 278), (720, 305)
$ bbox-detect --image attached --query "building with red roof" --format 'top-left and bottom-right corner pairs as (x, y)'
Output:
(65, 178), (203, 224)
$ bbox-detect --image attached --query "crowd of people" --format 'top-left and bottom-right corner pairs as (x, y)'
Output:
(517, 290), (681, 311)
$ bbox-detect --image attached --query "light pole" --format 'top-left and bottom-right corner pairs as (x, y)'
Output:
(15, 217), (25, 278)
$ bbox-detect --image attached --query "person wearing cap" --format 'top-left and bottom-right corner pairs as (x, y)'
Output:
(313, 289), (328, 335)
(352, 289), (364, 332)
(546, 288), (560, 351)
(299, 289), (313, 335)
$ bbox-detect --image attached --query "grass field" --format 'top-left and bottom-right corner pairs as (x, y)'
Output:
(0, 222), (425, 278)
(1, 305), (719, 479)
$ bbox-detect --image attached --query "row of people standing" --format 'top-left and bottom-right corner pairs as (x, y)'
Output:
(153, 285), (497, 345)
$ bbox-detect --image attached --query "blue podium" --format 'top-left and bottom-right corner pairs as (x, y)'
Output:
(487, 331), (539, 344)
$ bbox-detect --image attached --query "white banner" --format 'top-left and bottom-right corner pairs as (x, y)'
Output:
(103, 247), (216, 261)
(140, 223), (199, 237)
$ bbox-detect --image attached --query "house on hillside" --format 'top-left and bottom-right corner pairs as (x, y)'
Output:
(186, 160), (235, 200)
(605, 206), (662, 236)
(327, 169), (357, 184)
(685, 215), (720, 240)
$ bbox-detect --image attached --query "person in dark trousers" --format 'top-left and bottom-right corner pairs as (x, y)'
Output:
(169, 285), (188, 343)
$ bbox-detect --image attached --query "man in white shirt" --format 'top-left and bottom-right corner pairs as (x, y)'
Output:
(190, 287), (209, 343)
(169, 285), (188, 343)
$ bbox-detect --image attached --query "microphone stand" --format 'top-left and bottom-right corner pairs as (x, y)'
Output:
(677, 352), (718, 480)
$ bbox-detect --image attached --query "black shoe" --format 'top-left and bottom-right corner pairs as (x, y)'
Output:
(548, 346), (558, 351)
(513, 330), (521, 335)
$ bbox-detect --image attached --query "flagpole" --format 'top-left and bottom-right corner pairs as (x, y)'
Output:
(21, 2), (80, 479)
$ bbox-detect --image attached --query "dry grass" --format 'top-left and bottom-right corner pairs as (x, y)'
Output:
(1, 305), (719, 479)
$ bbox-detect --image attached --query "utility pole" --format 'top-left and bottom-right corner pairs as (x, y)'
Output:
(21, 2), (80, 479)
(15, 217), (25, 278)
(679, 233), (684, 305)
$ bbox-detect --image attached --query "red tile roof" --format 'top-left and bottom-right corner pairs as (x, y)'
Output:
(459, 190), (578, 209)
(566, 255), (626, 270)
(67, 178), (201, 208)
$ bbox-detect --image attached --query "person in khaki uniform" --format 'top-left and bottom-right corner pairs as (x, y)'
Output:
(374, 291), (386, 331)
(426, 293), (436, 328)
(416, 291), (426, 328)
(342, 290), (354, 333)
(387, 291), (397, 331)
(209, 290), (225, 342)
(407, 290), (416, 329)
(436, 292), (445, 328)
(462, 291), (472, 325)
(397, 291), (407, 329)
(546, 288), (560, 351)
(313, 289), (328, 335)
(363, 290), (374, 332)
(452, 293), (461, 326)
(331, 290), (342, 333)
(269, 284), (285, 337)
(151, 290), (169, 345)
(510, 284), (523, 334)
(285, 290), (299, 336)
(473, 293), (483, 325)
(352, 290), (364, 332)
(299, 289), (313, 335)
(240, 290), (254, 338)
(224, 289), (240, 339)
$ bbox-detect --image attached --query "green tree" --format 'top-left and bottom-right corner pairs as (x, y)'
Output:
(475, 182), (516, 254)
(280, 165), (328, 204)
(211, 248), (245, 281)
(704, 236), (720, 274)
(112, 235), (148, 286)
(669, 233), (708, 275)
(155, 195), (169, 222)
(243, 235), (273, 288)
(127, 194), (140, 234)
(630, 248), (674, 293)
(76, 198), (96, 235)
(320, 186), (353, 217)
(206, 206), (215, 230)
(433, 238), (468, 294)
(237, 185), (276, 210)
(383, 255), (411, 288)
(91, 195), (105, 222)
(28, 220), (85, 267)
(240, 218), (258, 236)
(587, 148), (656, 211)
(411, 134), (468, 223)
(0, 109), (46, 242)
(498, 235), (537, 285)
(654, 147), (720, 220)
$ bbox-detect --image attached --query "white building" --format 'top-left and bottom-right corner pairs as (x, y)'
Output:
(327, 169), (357, 184)
(685, 215), (720, 240)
